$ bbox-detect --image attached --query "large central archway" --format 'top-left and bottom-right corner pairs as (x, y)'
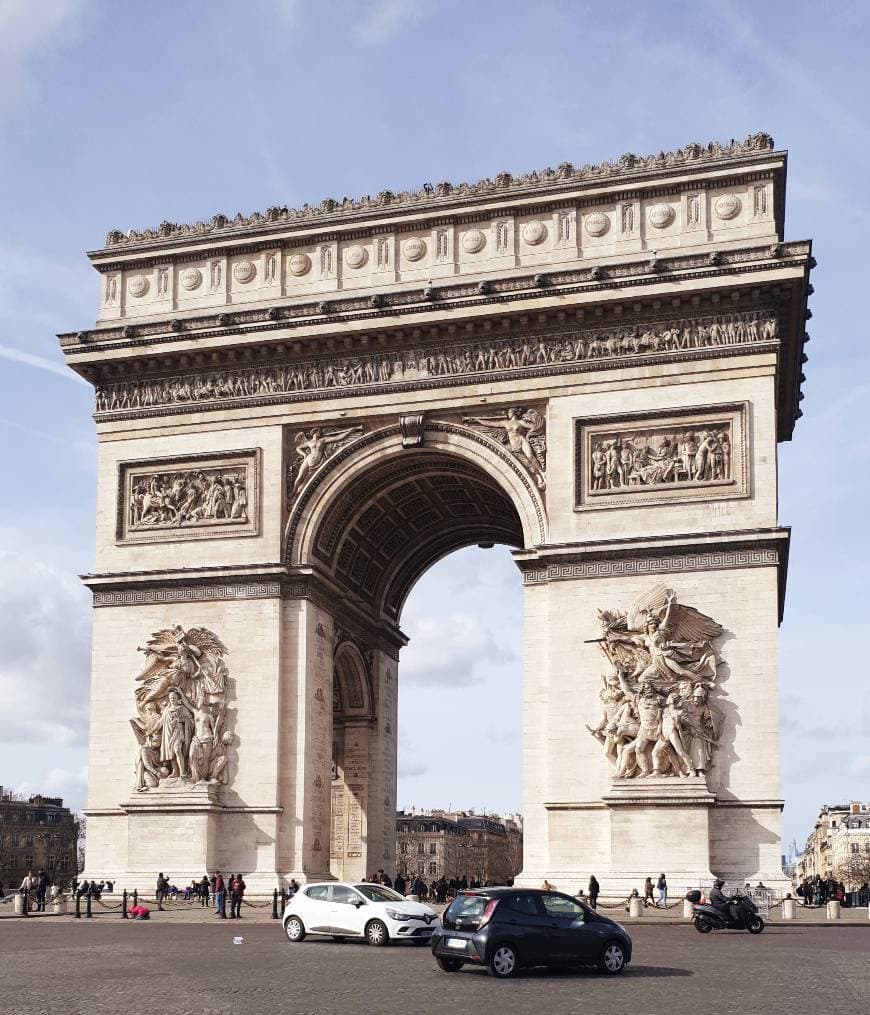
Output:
(285, 422), (541, 879)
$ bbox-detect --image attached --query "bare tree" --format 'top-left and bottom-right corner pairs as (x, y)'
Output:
(834, 853), (870, 889)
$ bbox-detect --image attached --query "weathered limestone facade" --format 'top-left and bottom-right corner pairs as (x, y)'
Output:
(61, 134), (811, 893)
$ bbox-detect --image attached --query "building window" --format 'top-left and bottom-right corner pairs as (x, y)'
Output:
(851, 843), (860, 854)
(26, 833), (33, 847)
(400, 843), (407, 854)
(429, 862), (437, 876)
(418, 843), (424, 854)
(24, 854), (33, 868)
(60, 857), (69, 871)
(429, 843), (437, 855)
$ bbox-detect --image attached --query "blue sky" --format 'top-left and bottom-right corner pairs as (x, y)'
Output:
(0, 0), (867, 856)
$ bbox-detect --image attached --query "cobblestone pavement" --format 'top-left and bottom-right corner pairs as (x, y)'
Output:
(0, 921), (867, 1015)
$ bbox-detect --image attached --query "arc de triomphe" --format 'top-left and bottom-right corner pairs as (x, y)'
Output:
(61, 133), (811, 893)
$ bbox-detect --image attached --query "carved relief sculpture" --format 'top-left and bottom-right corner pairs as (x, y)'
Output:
(130, 625), (233, 792)
(585, 585), (724, 780)
(462, 406), (546, 489)
(291, 425), (364, 491)
(578, 405), (747, 510)
(94, 311), (779, 418)
(119, 451), (259, 543)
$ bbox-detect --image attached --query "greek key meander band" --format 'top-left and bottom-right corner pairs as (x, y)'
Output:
(521, 549), (780, 585)
(92, 582), (284, 607)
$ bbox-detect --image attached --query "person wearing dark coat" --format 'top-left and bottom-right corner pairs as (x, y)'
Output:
(587, 875), (600, 910)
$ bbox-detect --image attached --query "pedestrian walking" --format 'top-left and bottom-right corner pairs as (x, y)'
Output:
(155, 872), (168, 911)
(588, 875), (600, 910)
(199, 875), (210, 907)
(656, 873), (668, 907)
(643, 876), (654, 906)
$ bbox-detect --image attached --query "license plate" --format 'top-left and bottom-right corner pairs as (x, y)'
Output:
(447, 938), (466, 950)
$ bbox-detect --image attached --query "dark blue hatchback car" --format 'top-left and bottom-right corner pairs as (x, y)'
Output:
(431, 888), (632, 978)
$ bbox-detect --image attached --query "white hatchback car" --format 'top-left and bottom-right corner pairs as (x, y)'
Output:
(283, 882), (439, 946)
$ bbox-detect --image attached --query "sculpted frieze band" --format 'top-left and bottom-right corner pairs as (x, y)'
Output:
(94, 311), (778, 416)
(586, 585), (724, 781)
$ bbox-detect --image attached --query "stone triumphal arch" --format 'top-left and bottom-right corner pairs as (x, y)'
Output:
(62, 133), (812, 893)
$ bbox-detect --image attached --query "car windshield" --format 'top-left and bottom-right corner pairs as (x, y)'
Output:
(354, 884), (404, 903)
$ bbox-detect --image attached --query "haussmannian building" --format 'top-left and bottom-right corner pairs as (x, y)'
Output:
(395, 810), (523, 885)
(0, 788), (79, 890)
(796, 802), (870, 886)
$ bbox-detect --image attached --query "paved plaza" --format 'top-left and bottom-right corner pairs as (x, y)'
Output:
(1, 920), (867, 1015)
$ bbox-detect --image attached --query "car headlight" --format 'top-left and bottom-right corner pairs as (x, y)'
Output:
(385, 907), (412, 921)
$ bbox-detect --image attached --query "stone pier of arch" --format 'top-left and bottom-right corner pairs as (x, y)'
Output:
(62, 133), (812, 896)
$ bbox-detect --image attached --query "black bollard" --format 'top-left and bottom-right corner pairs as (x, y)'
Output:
(85, 891), (93, 919)
(74, 892), (81, 919)
(22, 889), (29, 918)
(122, 889), (128, 919)
(280, 891), (286, 917)
(133, 889), (138, 907)
(271, 889), (279, 920)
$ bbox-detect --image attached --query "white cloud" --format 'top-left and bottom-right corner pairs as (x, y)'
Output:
(398, 757), (428, 779)
(0, 344), (88, 384)
(0, 552), (91, 747)
(355, 0), (427, 44)
(0, 0), (86, 113)
(400, 613), (514, 687)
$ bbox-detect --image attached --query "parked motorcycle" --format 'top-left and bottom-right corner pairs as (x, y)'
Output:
(685, 890), (765, 934)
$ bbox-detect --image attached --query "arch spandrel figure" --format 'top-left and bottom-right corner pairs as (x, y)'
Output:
(461, 406), (547, 490)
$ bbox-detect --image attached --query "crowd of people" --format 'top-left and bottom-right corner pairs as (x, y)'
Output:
(796, 875), (869, 907)
(366, 869), (494, 903)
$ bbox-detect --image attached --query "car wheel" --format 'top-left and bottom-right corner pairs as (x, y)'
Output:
(436, 957), (463, 973)
(332, 935), (346, 943)
(694, 918), (713, 934)
(365, 919), (389, 946)
(488, 943), (519, 979)
(284, 916), (305, 943)
(598, 941), (626, 975)
(748, 915), (765, 934)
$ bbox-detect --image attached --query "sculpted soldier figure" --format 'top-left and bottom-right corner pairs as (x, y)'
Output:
(159, 689), (195, 780)
(586, 672), (634, 766)
(614, 672), (664, 777)
(188, 701), (217, 783)
(652, 691), (693, 777)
